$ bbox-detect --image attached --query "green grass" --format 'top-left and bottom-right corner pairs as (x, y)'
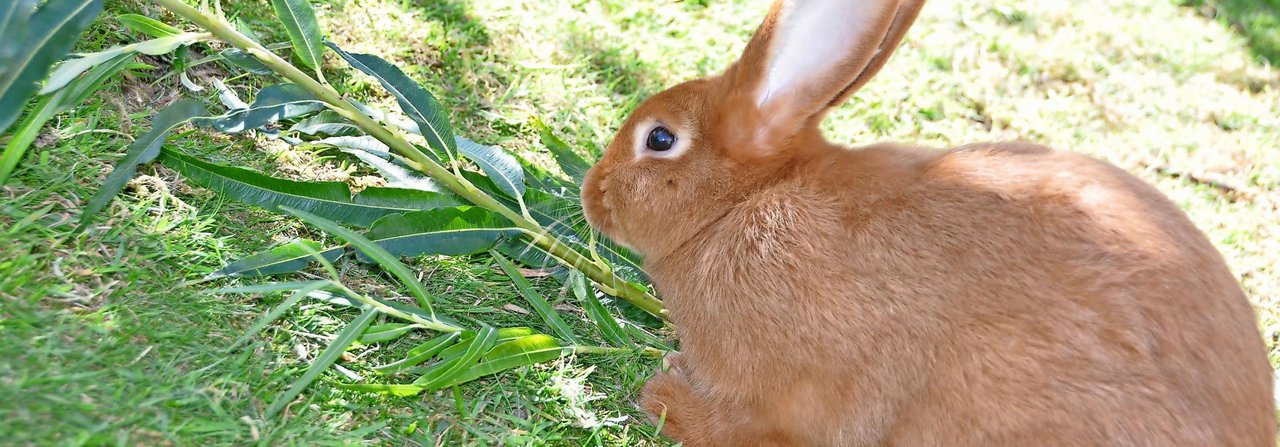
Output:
(2, 0), (1278, 444)
(1179, 0), (1280, 65)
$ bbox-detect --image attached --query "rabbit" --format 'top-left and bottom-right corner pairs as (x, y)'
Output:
(580, 0), (1276, 445)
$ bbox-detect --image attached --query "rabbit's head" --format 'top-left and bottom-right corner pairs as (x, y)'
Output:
(583, 0), (926, 259)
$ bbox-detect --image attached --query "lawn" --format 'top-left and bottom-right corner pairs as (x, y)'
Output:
(2, 0), (1277, 445)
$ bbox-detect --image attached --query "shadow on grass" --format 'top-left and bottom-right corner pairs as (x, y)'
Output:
(1179, 0), (1280, 66)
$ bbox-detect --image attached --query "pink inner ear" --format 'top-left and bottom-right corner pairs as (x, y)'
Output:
(757, 0), (891, 108)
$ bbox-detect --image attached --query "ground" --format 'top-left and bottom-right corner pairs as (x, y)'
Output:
(1, 0), (1277, 445)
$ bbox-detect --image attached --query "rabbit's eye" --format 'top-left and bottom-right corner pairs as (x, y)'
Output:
(646, 127), (676, 152)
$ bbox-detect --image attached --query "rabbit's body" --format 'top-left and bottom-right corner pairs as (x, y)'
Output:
(581, 0), (1275, 445)
(637, 135), (1273, 445)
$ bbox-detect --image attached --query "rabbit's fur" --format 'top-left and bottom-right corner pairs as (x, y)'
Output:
(580, 0), (1275, 445)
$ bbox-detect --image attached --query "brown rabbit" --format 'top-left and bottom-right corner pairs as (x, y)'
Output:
(580, 0), (1276, 445)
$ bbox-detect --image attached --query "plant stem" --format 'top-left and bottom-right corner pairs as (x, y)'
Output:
(149, 0), (666, 318)
(570, 345), (665, 358)
(332, 283), (462, 333)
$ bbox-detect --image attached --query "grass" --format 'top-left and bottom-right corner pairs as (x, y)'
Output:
(1178, 0), (1280, 66)
(2, 0), (1277, 444)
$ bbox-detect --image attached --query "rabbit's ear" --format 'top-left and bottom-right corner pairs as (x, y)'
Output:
(720, 0), (924, 154)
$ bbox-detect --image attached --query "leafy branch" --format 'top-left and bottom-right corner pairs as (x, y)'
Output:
(146, 0), (665, 318)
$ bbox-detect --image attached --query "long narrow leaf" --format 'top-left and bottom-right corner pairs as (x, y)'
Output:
(0, 45), (125, 184)
(326, 43), (455, 156)
(41, 32), (205, 94)
(0, 1), (34, 64)
(0, 90), (63, 186)
(533, 119), (591, 184)
(77, 99), (206, 231)
(321, 136), (443, 192)
(456, 137), (524, 199)
(624, 323), (673, 351)
(360, 207), (521, 260)
(56, 52), (133, 113)
(158, 148), (459, 227)
(374, 332), (458, 374)
(0, 0), (102, 135)
(206, 207), (509, 280)
(266, 306), (377, 419)
(210, 280), (329, 295)
(570, 271), (632, 348)
(191, 83), (324, 133)
(334, 383), (425, 397)
(232, 280), (331, 347)
(359, 323), (417, 344)
(434, 334), (566, 388)
(116, 14), (181, 37)
(270, 0), (325, 71)
(491, 251), (580, 345)
(290, 110), (360, 136)
(207, 239), (342, 279)
(281, 206), (439, 318)
(220, 48), (273, 75)
(415, 325), (498, 389)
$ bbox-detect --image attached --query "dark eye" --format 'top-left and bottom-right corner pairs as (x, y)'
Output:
(646, 126), (676, 152)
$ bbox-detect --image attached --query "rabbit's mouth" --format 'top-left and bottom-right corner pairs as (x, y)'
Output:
(581, 168), (622, 244)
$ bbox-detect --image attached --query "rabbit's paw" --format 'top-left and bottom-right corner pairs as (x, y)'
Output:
(640, 363), (704, 443)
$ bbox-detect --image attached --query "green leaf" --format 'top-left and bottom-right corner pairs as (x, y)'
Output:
(157, 148), (459, 227)
(211, 79), (249, 111)
(334, 382), (425, 397)
(290, 110), (360, 136)
(570, 271), (632, 348)
(207, 207), (510, 279)
(0, 48), (125, 186)
(491, 251), (580, 345)
(533, 118), (591, 184)
(414, 325), (498, 389)
(0, 90), (61, 186)
(56, 52), (133, 113)
(0, 1), (35, 64)
(270, 0), (325, 71)
(434, 334), (566, 388)
(315, 135), (390, 158)
(624, 323), (673, 351)
(456, 137), (524, 199)
(41, 32), (204, 95)
(192, 83), (324, 133)
(219, 48), (273, 75)
(266, 306), (377, 419)
(211, 280), (328, 295)
(116, 13), (181, 37)
(434, 326), (538, 361)
(282, 206), (440, 318)
(0, 0), (103, 135)
(232, 280), (331, 347)
(359, 323), (417, 344)
(208, 239), (342, 279)
(326, 42), (456, 156)
(77, 99), (206, 232)
(315, 136), (443, 191)
(374, 332), (459, 374)
(360, 207), (522, 260)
